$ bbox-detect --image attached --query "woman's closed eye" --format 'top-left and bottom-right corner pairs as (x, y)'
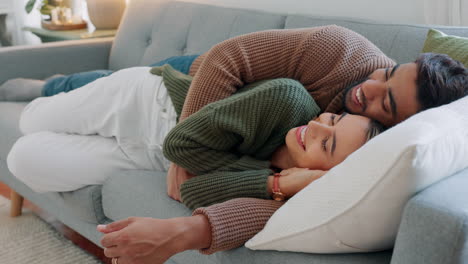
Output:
(321, 115), (336, 152)
(329, 114), (337, 126)
(322, 137), (329, 152)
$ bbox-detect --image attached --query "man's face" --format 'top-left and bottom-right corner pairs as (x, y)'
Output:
(344, 62), (421, 127)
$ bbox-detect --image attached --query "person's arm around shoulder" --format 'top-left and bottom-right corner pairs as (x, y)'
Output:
(180, 27), (328, 120)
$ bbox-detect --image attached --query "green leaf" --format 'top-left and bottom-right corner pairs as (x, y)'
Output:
(25, 0), (37, 14)
(40, 4), (55, 15)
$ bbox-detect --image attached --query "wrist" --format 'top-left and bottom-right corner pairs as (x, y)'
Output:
(267, 175), (274, 196)
(179, 215), (212, 251)
(268, 173), (289, 200)
(278, 176), (294, 199)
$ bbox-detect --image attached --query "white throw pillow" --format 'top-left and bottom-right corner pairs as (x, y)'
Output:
(246, 96), (468, 253)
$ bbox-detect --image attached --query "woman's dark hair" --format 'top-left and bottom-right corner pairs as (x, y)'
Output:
(365, 119), (386, 143)
(415, 53), (468, 111)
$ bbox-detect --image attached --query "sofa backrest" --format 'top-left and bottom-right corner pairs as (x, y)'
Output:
(109, 0), (468, 70)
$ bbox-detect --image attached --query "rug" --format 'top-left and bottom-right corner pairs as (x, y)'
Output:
(0, 196), (102, 264)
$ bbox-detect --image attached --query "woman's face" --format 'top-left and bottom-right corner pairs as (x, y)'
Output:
(285, 112), (370, 170)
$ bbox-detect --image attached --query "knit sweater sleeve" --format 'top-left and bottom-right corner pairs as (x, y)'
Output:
(180, 25), (395, 120)
(193, 198), (284, 254)
(180, 169), (272, 210)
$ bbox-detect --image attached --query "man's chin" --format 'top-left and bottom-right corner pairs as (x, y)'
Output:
(344, 100), (360, 114)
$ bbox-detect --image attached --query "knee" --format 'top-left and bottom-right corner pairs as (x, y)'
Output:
(19, 98), (47, 135)
(7, 133), (50, 193)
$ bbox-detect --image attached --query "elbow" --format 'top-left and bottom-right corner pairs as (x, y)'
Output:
(162, 131), (182, 164)
(162, 140), (175, 163)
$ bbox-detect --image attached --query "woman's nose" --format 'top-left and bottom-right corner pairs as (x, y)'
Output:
(307, 120), (332, 137)
(315, 113), (329, 123)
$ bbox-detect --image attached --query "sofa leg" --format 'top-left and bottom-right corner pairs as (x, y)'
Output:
(10, 190), (24, 217)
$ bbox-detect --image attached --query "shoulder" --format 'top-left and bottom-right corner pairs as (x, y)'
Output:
(310, 25), (369, 42)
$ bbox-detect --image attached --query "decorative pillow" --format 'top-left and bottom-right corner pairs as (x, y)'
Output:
(246, 95), (468, 253)
(422, 28), (468, 67)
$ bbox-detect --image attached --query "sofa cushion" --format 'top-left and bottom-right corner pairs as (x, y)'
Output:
(422, 29), (468, 67)
(58, 185), (108, 224)
(110, 1), (286, 70)
(111, 0), (468, 70)
(284, 15), (468, 63)
(0, 102), (27, 161)
(102, 170), (192, 220)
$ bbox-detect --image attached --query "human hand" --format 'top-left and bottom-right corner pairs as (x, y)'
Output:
(167, 163), (195, 202)
(98, 215), (211, 264)
(272, 168), (327, 198)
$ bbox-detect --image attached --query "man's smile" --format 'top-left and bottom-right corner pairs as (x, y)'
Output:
(349, 83), (366, 112)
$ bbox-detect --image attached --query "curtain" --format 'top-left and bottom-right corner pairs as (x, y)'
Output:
(424, 0), (468, 26)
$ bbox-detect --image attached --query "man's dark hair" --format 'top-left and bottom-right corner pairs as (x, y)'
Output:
(415, 53), (468, 111)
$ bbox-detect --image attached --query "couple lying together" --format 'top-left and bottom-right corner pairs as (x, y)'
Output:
(5, 25), (467, 264)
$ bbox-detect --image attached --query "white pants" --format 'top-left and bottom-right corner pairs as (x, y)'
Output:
(7, 67), (178, 193)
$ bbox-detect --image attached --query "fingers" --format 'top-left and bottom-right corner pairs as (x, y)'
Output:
(104, 246), (120, 258)
(101, 230), (126, 248)
(112, 256), (159, 264)
(280, 167), (300, 175)
(108, 257), (132, 264)
(167, 167), (183, 202)
(97, 218), (132, 233)
(280, 167), (312, 176)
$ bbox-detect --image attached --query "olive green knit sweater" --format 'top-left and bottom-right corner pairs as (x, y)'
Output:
(152, 65), (321, 210)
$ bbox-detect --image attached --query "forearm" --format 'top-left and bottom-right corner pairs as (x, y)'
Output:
(179, 214), (212, 252)
(180, 169), (272, 210)
(193, 198), (284, 254)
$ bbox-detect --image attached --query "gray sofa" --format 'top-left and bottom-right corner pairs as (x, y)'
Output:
(1, 0), (468, 263)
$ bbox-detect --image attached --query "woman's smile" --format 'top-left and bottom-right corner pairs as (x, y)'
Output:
(295, 125), (308, 150)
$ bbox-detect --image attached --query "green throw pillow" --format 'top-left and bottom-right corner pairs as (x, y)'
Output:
(422, 28), (468, 67)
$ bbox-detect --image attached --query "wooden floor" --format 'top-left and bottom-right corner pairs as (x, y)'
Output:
(0, 182), (111, 264)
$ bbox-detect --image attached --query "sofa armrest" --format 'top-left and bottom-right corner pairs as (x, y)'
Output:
(0, 38), (114, 84)
(391, 168), (468, 264)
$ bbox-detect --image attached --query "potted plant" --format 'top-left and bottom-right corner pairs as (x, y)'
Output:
(25, 0), (57, 19)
